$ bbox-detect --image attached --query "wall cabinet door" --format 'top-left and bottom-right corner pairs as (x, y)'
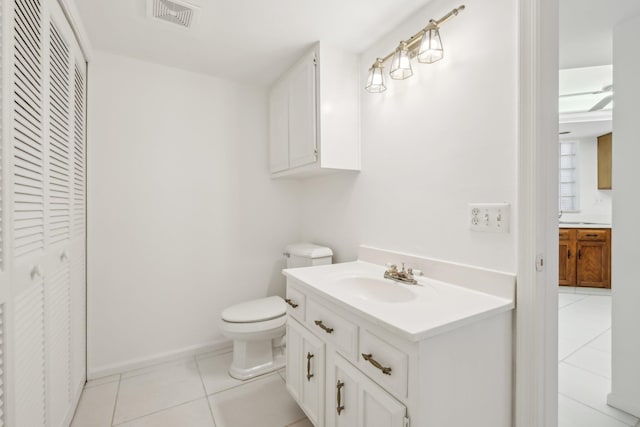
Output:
(326, 352), (407, 427)
(558, 229), (576, 286)
(286, 318), (325, 426)
(288, 51), (317, 169)
(577, 241), (610, 288)
(269, 78), (289, 173)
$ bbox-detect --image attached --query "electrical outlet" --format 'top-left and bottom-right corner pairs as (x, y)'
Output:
(469, 203), (510, 233)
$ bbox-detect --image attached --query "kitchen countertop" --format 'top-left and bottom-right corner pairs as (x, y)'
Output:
(559, 222), (611, 229)
(283, 260), (515, 342)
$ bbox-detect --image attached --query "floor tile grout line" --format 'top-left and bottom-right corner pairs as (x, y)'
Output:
(562, 359), (611, 381)
(558, 294), (589, 310)
(559, 392), (639, 426)
(559, 327), (611, 362)
(195, 355), (219, 426)
(111, 395), (211, 426)
(110, 374), (122, 427)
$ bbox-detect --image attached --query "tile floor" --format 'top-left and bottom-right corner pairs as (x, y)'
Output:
(72, 290), (640, 427)
(71, 351), (311, 427)
(558, 290), (640, 427)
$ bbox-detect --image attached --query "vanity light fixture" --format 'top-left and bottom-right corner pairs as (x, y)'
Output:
(389, 41), (413, 80)
(365, 5), (465, 93)
(365, 58), (387, 93)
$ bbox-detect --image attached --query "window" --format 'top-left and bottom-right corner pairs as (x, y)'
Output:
(559, 141), (579, 211)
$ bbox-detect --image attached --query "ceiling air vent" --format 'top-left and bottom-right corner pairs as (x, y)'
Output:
(149, 0), (199, 29)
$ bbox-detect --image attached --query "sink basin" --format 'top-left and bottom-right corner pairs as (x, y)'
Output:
(333, 276), (417, 303)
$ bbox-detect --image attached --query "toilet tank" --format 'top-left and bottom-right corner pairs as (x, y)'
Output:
(284, 243), (333, 268)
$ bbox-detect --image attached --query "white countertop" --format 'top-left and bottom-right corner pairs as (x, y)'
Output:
(559, 222), (611, 229)
(283, 260), (515, 342)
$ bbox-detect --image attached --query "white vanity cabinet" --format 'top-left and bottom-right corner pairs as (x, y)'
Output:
(284, 267), (513, 427)
(286, 317), (326, 426)
(269, 42), (360, 178)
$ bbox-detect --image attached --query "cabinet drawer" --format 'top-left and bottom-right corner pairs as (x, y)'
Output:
(559, 229), (571, 240)
(358, 330), (408, 398)
(306, 299), (358, 358)
(286, 287), (306, 322)
(577, 229), (608, 241)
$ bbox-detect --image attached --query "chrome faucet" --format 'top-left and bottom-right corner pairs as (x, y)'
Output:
(384, 263), (417, 285)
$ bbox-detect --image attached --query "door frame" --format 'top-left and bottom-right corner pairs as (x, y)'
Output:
(516, 0), (559, 426)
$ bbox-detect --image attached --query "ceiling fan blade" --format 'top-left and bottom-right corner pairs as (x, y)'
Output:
(589, 95), (613, 112)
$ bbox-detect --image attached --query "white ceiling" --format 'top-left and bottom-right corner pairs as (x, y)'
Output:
(560, 0), (640, 69)
(559, 120), (611, 140)
(76, 0), (431, 86)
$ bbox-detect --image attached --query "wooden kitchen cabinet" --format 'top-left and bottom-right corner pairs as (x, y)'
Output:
(559, 228), (611, 288)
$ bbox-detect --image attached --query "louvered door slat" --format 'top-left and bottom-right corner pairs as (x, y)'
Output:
(48, 261), (71, 426)
(15, 282), (46, 427)
(72, 64), (84, 237)
(48, 21), (71, 246)
(13, 0), (45, 261)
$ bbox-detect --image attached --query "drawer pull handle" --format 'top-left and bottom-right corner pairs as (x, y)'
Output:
(285, 298), (299, 308)
(314, 320), (334, 334)
(306, 352), (314, 381)
(568, 249), (571, 259)
(578, 250), (582, 260)
(362, 353), (392, 375)
(585, 234), (599, 237)
(336, 381), (345, 415)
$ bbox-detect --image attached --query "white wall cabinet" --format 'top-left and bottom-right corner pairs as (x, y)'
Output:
(269, 42), (360, 178)
(285, 277), (512, 427)
(0, 0), (87, 425)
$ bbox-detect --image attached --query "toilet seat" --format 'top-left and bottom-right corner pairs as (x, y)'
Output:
(221, 296), (286, 323)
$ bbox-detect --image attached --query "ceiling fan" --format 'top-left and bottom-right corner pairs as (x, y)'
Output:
(559, 84), (613, 111)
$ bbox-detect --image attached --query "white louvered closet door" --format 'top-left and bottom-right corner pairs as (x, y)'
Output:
(11, 0), (48, 425)
(6, 0), (87, 425)
(0, 1), (9, 426)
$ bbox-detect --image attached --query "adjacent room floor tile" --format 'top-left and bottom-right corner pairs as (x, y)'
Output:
(209, 374), (305, 427)
(558, 293), (587, 309)
(71, 381), (119, 427)
(559, 395), (630, 427)
(113, 359), (205, 425)
(115, 398), (215, 427)
(565, 345), (611, 379)
(559, 363), (639, 425)
(587, 329), (612, 354)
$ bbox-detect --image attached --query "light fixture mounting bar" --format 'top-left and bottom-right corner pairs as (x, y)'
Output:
(376, 5), (465, 65)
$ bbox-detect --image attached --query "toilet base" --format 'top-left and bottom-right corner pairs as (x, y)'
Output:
(228, 338), (286, 381)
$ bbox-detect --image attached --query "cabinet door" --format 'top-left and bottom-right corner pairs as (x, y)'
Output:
(558, 229), (576, 286)
(286, 318), (325, 426)
(327, 352), (407, 427)
(288, 51), (317, 169)
(269, 78), (289, 173)
(577, 241), (610, 288)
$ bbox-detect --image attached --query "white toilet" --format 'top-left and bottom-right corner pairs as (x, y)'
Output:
(220, 243), (333, 380)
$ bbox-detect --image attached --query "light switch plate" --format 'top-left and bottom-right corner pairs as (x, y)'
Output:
(469, 203), (510, 233)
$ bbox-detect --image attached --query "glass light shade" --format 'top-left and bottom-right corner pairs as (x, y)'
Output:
(365, 60), (386, 93)
(389, 42), (413, 80)
(418, 26), (444, 64)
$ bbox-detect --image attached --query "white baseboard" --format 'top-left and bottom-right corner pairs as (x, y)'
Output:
(88, 338), (233, 380)
(607, 392), (640, 418)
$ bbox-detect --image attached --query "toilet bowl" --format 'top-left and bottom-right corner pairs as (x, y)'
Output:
(221, 296), (287, 380)
(220, 243), (333, 380)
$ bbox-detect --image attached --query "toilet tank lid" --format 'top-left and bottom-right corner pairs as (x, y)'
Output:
(285, 243), (333, 259)
(222, 296), (286, 323)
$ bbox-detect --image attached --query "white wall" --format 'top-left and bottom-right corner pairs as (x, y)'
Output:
(561, 136), (612, 223)
(87, 52), (301, 377)
(609, 13), (640, 418)
(299, 0), (517, 272)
